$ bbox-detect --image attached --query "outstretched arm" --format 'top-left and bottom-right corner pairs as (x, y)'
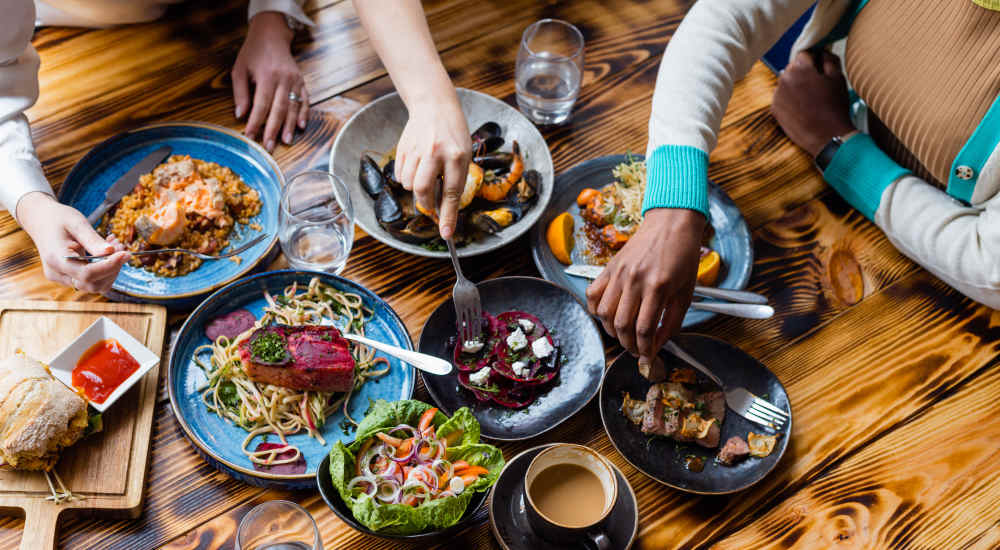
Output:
(353, 0), (470, 240)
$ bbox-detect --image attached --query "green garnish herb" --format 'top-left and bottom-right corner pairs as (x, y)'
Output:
(218, 381), (240, 408)
(250, 331), (289, 363)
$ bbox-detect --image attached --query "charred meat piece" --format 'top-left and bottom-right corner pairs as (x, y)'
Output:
(239, 325), (355, 392)
(716, 436), (750, 466)
(638, 383), (725, 448)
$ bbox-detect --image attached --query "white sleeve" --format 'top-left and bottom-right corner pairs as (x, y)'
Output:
(248, 0), (314, 27)
(875, 177), (1000, 309)
(0, 0), (52, 222)
(646, 0), (816, 156)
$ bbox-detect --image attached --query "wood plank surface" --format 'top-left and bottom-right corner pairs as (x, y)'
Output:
(1, 0), (999, 549)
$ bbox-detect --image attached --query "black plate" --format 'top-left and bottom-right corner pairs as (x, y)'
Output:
(489, 444), (638, 550)
(529, 154), (754, 328)
(599, 333), (791, 494)
(419, 276), (605, 441)
(316, 454), (489, 543)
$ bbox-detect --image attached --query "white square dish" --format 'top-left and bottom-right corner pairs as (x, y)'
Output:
(47, 316), (161, 413)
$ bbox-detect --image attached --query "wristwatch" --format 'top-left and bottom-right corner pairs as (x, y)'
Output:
(814, 130), (859, 172)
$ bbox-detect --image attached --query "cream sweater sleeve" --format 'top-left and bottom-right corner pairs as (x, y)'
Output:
(248, 0), (314, 27)
(0, 0), (52, 222)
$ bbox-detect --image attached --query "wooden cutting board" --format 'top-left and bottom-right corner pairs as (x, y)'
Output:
(0, 301), (167, 550)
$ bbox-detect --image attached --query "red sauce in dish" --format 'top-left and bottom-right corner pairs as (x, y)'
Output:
(72, 338), (140, 404)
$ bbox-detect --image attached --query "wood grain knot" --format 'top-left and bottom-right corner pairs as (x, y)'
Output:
(821, 502), (871, 548)
(827, 248), (864, 305)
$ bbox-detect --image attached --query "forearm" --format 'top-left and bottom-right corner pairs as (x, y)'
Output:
(353, 0), (457, 110)
(248, 0), (313, 28)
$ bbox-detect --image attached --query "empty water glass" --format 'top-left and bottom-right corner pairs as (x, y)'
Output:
(515, 19), (584, 125)
(235, 500), (322, 550)
(279, 171), (354, 274)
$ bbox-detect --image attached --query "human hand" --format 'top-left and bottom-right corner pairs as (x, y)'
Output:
(394, 95), (471, 239)
(586, 208), (705, 364)
(232, 11), (308, 152)
(772, 50), (855, 157)
(17, 192), (129, 293)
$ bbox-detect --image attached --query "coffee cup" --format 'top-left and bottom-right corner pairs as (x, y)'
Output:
(524, 443), (617, 549)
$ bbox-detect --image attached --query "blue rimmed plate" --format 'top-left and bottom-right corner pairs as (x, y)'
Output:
(167, 270), (416, 490)
(58, 122), (283, 307)
(530, 154), (753, 328)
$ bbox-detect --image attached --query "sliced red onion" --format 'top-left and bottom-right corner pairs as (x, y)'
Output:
(375, 477), (401, 503)
(448, 476), (466, 494)
(414, 439), (440, 463)
(436, 490), (456, 499)
(401, 479), (432, 504)
(359, 443), (382, 477)
(387, 424), (419, 440)
(431, 458), (453, 481)
(407, 464), (438, 491)
(380, 437), (419, 463)
(346, 475), (377, 499)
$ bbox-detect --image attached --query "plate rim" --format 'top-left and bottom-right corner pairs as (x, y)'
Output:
(58, 120), (284, 301)
(417, 275), (605, 442)
(329, 87), (555, 259)
(528, 153), (755, 327)
(166, 269), (415, 482)
(597, 333), (792, 495)
(487, 443), (638, 550)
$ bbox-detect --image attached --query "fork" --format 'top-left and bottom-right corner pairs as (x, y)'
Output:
(66, 234), (269, 262)
(445, 238), (483, 344)
(663, 340), (789, 430)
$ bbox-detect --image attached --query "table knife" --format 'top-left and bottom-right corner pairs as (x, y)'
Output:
(564, 264), (770, 305)
(86, 145), (173, 225)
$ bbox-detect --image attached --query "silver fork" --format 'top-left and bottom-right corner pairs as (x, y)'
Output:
(663, 340), (789, 430)
(445, 238), (483, 344)
(67, 234), (268, 262)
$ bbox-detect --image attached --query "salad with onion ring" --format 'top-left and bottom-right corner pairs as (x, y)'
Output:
(329, 399), (504, 534)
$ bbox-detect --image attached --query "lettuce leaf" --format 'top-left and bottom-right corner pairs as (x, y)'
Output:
(328, 399), (503, 535)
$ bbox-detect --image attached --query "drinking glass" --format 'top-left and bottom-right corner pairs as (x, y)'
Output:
(235, 500), (322, 550)
(515, 19), (585, 125)
(279, 171), (354, 274)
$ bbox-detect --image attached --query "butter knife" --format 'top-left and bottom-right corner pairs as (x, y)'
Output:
(86, 145), (173, 226)
(564, 264), (770, 305)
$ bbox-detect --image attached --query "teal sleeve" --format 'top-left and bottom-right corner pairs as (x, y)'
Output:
(641, 145), (710, 219)
(823, 133), (911, 221)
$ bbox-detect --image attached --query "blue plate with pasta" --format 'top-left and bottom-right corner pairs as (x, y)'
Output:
(58, 122), (283, 308)
(167, 270), (416, 490)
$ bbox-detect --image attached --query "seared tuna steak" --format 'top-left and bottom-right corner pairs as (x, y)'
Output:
(239, 325), (355, 392)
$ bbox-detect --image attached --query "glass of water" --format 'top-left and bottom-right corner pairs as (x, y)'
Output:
(279, 171), (354, 274)
(235, 500), (322, 550)
(515, 19), (584, 125)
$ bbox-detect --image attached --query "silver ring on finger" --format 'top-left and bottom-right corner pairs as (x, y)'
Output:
(288, 91), (302, 103)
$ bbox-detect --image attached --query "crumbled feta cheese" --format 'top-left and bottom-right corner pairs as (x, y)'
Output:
(461, 339), (484, 354)
(517, 318), (535, 334)
(449, 476), (465, 494)
(506, 328), (528, 351)
(469, 366), (491, 386)
(512, 360), (529, 377)
(532, 337), (555, 359)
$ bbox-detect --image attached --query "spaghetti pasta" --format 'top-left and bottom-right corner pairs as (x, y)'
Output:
(194, 277), (390, 466)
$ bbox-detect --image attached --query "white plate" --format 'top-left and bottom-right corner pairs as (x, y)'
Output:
(47, 316), (160, 413)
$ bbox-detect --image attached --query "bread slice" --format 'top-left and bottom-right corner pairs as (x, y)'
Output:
(0, 354), (87, 471)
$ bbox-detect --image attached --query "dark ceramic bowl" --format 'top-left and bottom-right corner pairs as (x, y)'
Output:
(316, 454), (489, 543)
(419, 276), (606, 441)
(599, 333), (791, 494)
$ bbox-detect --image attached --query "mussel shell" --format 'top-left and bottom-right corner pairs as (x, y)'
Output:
(518, 169), (542, 203)
(473, 152), (514, 172)
(360, 155), (385, 197)
(374, 189), (403, 225)
(381, 159), (395, 180)
(471, 121), (502, 141)
(388, 215), (439, 244)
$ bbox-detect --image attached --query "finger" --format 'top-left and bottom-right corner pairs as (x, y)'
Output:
(586, 268), (612, 315)
(395, 152), (407, 185)
(821, 51), (841, 77)
(792, 51), (813, 69)
(69, 218), (115, 256)
(595, 273), (625, 339)
(654, 298), (688, 352)
(262, 82), (291, 151)
(81, 250), (129, 283)
(635, 283), (668, 359)
(282, 87), (300, 145)
(231, 63), (251, 119)
(296, 85), (310, 130)
(438, 155), (467, 239)
(613, 280), (643, 356)
(411, 156), (441, 218)
(245, 77), (277, 141)
(399, 153), (420, 193)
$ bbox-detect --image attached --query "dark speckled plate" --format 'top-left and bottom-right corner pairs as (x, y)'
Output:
(419, 277), (605, 441)
(489, 444), (637, 550)
(530, 154), (753, 328)
(599, 333), (791, 494)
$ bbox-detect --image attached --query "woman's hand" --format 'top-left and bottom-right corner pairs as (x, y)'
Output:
(771, 50), (854, 157)
(586, 208), (705, 364)
(232, 11), (308, 152)
(394, 96), (471, 240)
(17, 192), (129, 293)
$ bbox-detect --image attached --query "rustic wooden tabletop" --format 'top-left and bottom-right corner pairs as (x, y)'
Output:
(3, 0), (1000, 548)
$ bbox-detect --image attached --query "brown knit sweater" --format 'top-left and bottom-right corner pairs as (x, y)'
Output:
(845, 1), (1000, 188)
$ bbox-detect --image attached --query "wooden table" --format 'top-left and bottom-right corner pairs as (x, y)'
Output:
(3, 1), (999, 548)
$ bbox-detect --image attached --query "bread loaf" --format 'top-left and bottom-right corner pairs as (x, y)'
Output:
(0, 354), (87, 471)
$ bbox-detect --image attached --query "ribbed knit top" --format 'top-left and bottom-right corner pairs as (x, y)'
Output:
(845, 1), (1000, 188)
